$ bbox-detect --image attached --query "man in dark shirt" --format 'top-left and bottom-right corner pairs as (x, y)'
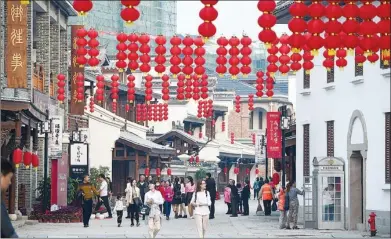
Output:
(137, 174), (149, 220)
(1, 159), (18, 238)
(229, 179), (239, 217)
(205, 173), (216, 219)
(241, 180), (251, 216)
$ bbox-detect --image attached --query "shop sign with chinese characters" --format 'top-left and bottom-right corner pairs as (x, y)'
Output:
(57, 153), (69, 207)
(70, 25), (85, 115)
(255, 131), (265, 164)
(70, 143), (88, 166)
(266, 112), (282, 159)
(49, 116), (63, 158)
(6, 1), (27, 88)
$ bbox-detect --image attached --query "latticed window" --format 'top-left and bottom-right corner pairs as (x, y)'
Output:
(386, 112), (390, 183)
(355, 62), (363, 77)
(327, 121), (334, 157)
(303, 72), (310, 89)
(327, 67), (335, 83)
(303, 124), (310, 177)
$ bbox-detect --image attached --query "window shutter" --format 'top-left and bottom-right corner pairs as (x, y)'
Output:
(327, 67), (335, 83)
(386, 113), (390, 183)
(303, 72), (310, 89)
(327, 121), (334, 157)
(303, 124), (310, 178)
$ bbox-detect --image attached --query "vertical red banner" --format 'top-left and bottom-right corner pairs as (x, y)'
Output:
(267, 112), (282, 158)
(51, 159), (58, 205)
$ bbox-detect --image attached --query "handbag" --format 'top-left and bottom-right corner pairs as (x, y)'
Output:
(256, 203), (263, 212)
(140, 205), (150, 216)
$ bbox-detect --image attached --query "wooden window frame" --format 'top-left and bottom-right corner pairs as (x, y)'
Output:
(386, 112), (390, 183)
(303, 124), (310, 178)
(327, 121), (335, 157)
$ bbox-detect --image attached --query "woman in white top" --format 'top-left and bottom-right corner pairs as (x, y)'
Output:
(179, 177), (187, 218)
(144, 183), (164, 238)
(191, 180), (212, 238)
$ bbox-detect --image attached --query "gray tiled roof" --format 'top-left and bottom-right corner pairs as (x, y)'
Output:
(215, 77), (285, 96)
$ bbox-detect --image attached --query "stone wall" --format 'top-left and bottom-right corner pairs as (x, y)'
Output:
(36, 9), (50, 94)
(227, 102), (252, 139)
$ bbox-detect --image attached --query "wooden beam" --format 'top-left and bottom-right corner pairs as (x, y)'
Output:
(1, 121), (16, 129)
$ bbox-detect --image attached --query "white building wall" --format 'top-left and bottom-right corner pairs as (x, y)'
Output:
(295, 49), (390, 232)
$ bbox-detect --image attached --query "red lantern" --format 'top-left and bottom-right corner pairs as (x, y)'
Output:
(170, 36), (182, 78)
(156, 168), (161, 176)
(189, 156), (194, 163)
(307, 1), (325, 56)
(87, 28), (100, 67)
(200, 74), (209, 99)
(245, 168), (250, 175)
(303, 51), (314, 75)
(76, 28), (88, 67)
(234, 166), (239, 175)
(139, 34), (151, 75)
(235, 95), (241, 113)
(23, 151), (32, 168)
(116, 33), (128, 72)
(288, 1), (308, 53)
(324, 1), (343, 56)
(177, 74), (185, 100)
(31, 153), (39, 170)
(13, 148), (23, 168)
(89, 96), (95, 113)
(167, 168), (172, 176)
(228, 36), (240, 79)
(257, 0), (277, 48)
(222, 121), (226, 132)
(127, 33), (139, 72)
(127, 75), (136, 103)
(230, 132), (235, 144)
(267, 44), (279, 76)
(207, 99), (213, 118)
(216, 36), (229, 76)
(223, 167), (228, 174)
(255, 167), (260, 175)
(194, 36), (206, 77)
(185, 75), (193, 100)
(191, 74), (200, 101)
(248, 94), (254, 111)
(359, 1), (378, 56)
(195, 156), (200, 164)
(120, 0), (140, 24)
(154, 35), (167, 75)
(336, 48), (348, 70)
(111, 75), (119, 104)
(163, 103), (169, 121)
(197, 101), (203, 118)
(256, 71), (264, 98)
(161, 74), (170, 102)
(145, 74), (153, 103)
(182, 36), (194, 78)
(72, 0), (93, 16)
(95, 75), (105, 103)
(56, 74), (66, 103)
(198, 1), (218, 39)
(76, 73), (84, 102)
(240, 35), (252, 77)
(144, 168), (150, 177)
(278, 36), (291, 75)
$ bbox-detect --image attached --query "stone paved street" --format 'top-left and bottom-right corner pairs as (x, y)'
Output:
(16, 199), (386, 238)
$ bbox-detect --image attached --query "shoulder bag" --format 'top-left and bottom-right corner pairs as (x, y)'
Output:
(140, 205), (150, 216)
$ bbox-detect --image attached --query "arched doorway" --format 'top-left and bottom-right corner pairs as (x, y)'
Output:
(347, 110), (368, 231)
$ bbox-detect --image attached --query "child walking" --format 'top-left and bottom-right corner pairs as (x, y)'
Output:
(114, 195), (124, 227)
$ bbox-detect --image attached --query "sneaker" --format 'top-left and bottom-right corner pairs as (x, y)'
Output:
(118, 223), (121, 227)
(84, 225), (88, 228)
(286, 226), (291, 230)
(136, 222), (140, 227)
(130, 223), (134, 227)
(183, 215), (187, 218)
(178, 215), (183, 218)
(166, 216), (169, 220)
(293, 226), (299, 230)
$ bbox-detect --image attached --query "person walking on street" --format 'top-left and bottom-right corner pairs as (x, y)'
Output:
(1, 159), (18, 238)
(156, 181), (165, 214)
(236, 183), (243, 214)
(179, 177), (187, 218)
(191, 180), (212, 238)
(224, 184), (231, 214)
(278, 186), (288, 229)
(94, 174), (113, 218)
(125, 177), (133, 219)
(286, 182), (304, 229)
(185, 176), (195, 218)
(78, 175), (99, 227)
(253, 177), (260, 200)
(128, 179), (141, 227)
(259, 178), (274, 216)
(229, 180), (239, 217)
(138, 175), (149, 220)
(205, 173), (216, 219)
(172, 177), (182, 219)
(114, 195), (124, 227)
(163, 181), (174, 220)
(144, 183), (164, 238)
(241, 180), (250, 216)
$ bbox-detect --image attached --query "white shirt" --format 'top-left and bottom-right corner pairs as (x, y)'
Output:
(114, 200), (124, 211)
(144, 190), (164, 217)
(180, 183), (185, 194)
(191, 191), (211, 216)
(100, 180), (108, 197)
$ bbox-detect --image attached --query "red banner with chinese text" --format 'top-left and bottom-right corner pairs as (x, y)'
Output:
(267, 112), (282, 159)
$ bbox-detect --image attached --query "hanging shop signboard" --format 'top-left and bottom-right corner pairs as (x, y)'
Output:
(70, 143), (88, 181)
(266, 112), (282, 159)
(49, 116), (63, 158)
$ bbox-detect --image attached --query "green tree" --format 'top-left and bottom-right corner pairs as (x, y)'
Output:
(195, 168), (207, 181)
(89, 166), (110, 188)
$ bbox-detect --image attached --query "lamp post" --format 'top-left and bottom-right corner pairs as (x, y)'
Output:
(40, 110), (52, 212)
(262, 133), (268, 179)
(279, 105), (290, 188)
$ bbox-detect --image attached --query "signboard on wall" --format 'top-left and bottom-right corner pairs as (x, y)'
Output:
(70, 143), (88, 165)
(57, 153), (69, 207)
(255, 131), (265, 164)
(6, 1), (27, 88)
(70, 25), (85, 115)
(49, 116), (63, 158)
(266, 112), (282, 159)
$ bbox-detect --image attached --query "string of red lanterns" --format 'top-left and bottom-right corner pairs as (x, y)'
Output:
(116, 33), (128, 72)
(170, 36), (182, 78)
(216, 36), (228, 77)
(207, 99), (213, 118)
(89, 96), (95, 113)
(203, 100), (208, 118)
(257, 0), (277, 48)
(221, 121), (225, 132)
(176, 74), (185, 100)
(76, 28), (88, 67)
(87, 28), (100, 67)
(56, 74), (65, 103)
(155, 35), (167, 76)
(111, 75), (119, 113)
(255, 71), (264, 98)
(128, 33), (139, 72)
(182, 36), (194, 78)
(127, 75), (136, 103)
(342, 1), (359, 55)
(378, 0), (391, 65)
(251, 133), (256, 145)
(235, 95), (241, 113)
(359, 0), (377, 57)
(265, 72), (274, 98)
(230, 132), (235, 144)
(240, 35), (252, 77)
(136, 103), (169, 122)
(76, 73), (84, 102)
(307, 0), (325, 56)
(248, 94), (254, 111)
(192, 74), (201, 101)
(120, 0), (140, 25)
(161, 74), (170, 102)
(185, 74), (193, 100)
(95, 75), (105, 103)
(200, 74), (209, 99)
(72, 0), (93, 16)
(288, 0), (307, 53)
(278, 34), (291, 76)
(197, 101), (203, 118)
(144, 74), (153, 103)
(198, 0), (218, 39)
(194, 36), (206, 77)
(228, 36), (240, 79)
(163, 103), (169, 121)
(303, 50), (314, 75)
(139, 34), (151, 75)
(323, 50), (335, 72)
(266, 42), (279, 77)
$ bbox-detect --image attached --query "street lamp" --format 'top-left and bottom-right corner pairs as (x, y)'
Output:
(279, 105), (290, 187)
(39, 111), (52, 212)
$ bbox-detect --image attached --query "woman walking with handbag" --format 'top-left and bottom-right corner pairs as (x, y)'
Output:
(185, 176), (195, 218)
(191, 180), (212, 238)
(179, 177), (187, 218)
(129, 179), (141, 227)
(144, 183), (164, 238)
(172, 177), (182, 219)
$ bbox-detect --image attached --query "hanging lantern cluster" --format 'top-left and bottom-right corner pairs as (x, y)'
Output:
(265, 72), (274, 98)
(155, 35), (167, 75)
(170, 36), (182, 78)
(228, 36), (240, 79)
(255, 71), (264, 98)
(194, 36), (206, 77)
(76, 73), (84, 102)
(355, 47), (366, 66)
(138, 103), (168, 122)
(203, 100), (208, 118)
(303, 50), (314, 75)
(185, 74), (193, 100)
(116, 33), (128, 72)
(359, 0), (377, 57)
(378, 0), (391, 65)
(111, 75), (119, 112)
(127, 75), (136, 103)
(144, 74), (153, 103)
(278, 34), (291, 75)
(197, 100), (203, 118)
(207, 99), (213, 117)
(323, 50), (335, 71)
(136, 104), (147, 122)
(200, 74), (209, 99)
(216, 36), (228, 76)
(342, 1), (359, 55)
(89, 96), (95, 113)
(222, 121), (226, 132)
(235, 95), (241, 113)
(76, 28), (88, 67)
(198, 0), (218, 39)
(251, 133), (256, 145)
(266, 42), (279, 76)
(148, 104), (153, 121)
(192, 74), (200, 101)
(95, 75), (105, 103)
(87, 28), (100, 67)
(161, 74), (170, 102)
(230, 132), (235, 144)
(336, 43), (348, 70)
(158, 104), (164, 121)
(13, 149), (39, 170)
(307, 0), (325, 56)
(248, 94), (254, 111)
(120, 0), (140, 25)
(324, 1), (342, 56)
(240, 35), (252, 77)
(56, 74), (65, 103)
(128, 33), (139, 72)
(290, 51), (302, 73)
(288, 0), (307, 53)
(176, 74), (185, 100)
(182, 36), (194, 78)
(257, 0), (277, 48)
(72, 0), (93, 16)
(139, 34), (151, 75)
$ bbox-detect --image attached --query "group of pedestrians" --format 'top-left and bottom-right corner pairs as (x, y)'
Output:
(223, 179), (251, 217)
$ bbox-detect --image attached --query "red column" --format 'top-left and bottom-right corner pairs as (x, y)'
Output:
(51, 159), (58, 205)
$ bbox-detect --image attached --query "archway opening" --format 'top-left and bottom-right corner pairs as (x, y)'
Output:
(349, 150), (364, 230)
